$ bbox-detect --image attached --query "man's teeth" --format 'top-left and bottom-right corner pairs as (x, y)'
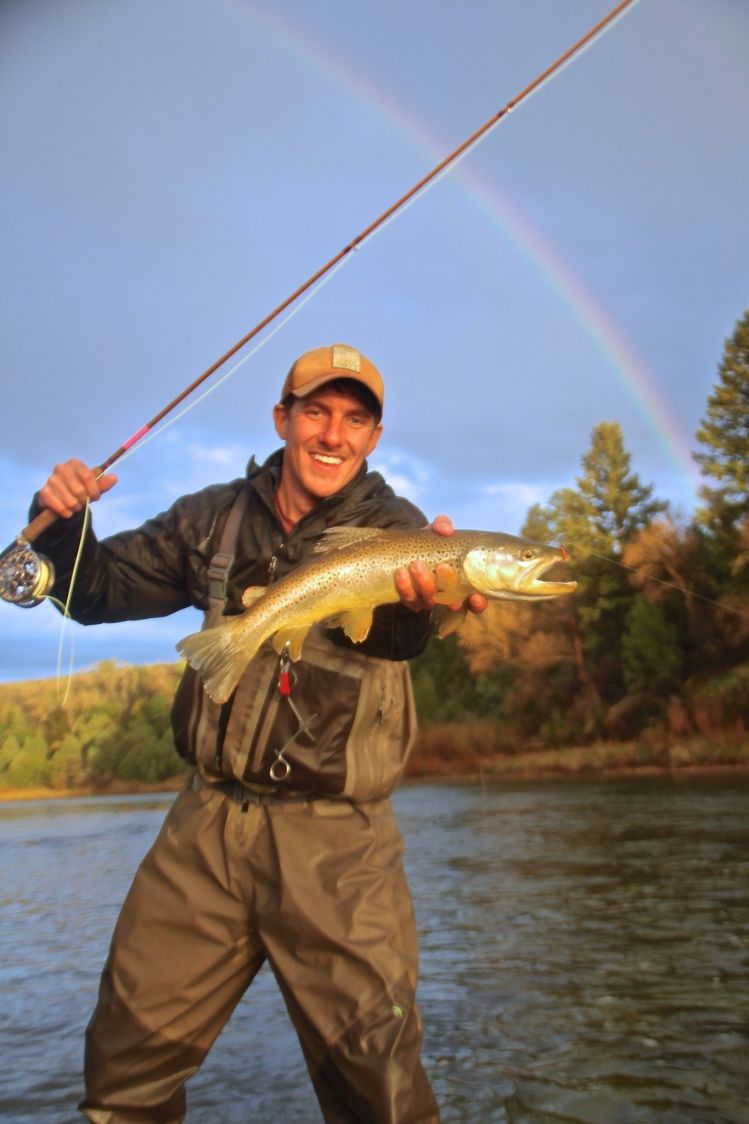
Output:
(312, 454), (343, 465)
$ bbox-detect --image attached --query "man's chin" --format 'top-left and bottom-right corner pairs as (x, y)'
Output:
(305, 462), (350, 492)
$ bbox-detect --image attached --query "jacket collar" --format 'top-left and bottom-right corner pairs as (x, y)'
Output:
(244, 448), (390, 529)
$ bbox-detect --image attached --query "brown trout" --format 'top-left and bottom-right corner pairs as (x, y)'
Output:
(177, 526), (576, 703)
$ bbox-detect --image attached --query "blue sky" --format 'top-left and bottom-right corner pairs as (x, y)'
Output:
(1, 0), (747, 681)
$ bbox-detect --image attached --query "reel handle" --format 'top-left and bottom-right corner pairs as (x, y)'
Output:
(19, 505), (58, 547)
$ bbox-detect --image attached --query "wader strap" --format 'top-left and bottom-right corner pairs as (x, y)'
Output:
(206, 488), (248, 611)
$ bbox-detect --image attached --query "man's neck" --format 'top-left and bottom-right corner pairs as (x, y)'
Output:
(274, 481), (314, 534)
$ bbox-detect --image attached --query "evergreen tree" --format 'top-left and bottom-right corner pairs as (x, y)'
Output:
(525, 422), (665, 555)
(695, 307), (749, 533)
(578, 422), (667, 553)
(620, 596), (682, 692)
(521, 421), (666, 711)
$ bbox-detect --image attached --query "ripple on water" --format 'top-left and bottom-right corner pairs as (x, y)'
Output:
(1, 780), (748, 1121)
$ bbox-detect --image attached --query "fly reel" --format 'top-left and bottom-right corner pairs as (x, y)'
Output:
(0, 538), (55, 608)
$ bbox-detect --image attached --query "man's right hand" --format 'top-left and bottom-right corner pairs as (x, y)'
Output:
(38, 459), (117, 519)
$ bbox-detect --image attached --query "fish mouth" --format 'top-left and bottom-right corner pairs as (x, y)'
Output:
(524, 551), (576, 596)
(463, 541), (577, 600)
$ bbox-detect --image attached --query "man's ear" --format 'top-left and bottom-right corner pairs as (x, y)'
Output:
(273, 403), (288, 441)
(365, 422), (383, 457)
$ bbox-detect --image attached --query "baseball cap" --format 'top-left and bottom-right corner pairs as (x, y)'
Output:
(280, 344), (384, 416)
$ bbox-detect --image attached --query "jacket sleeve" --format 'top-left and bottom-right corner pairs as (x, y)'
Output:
(27, 491), (216, 624)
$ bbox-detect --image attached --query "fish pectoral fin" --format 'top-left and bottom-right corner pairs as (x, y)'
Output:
(435, 572), (459, 592)
(432, 584), (471, 607)
(271, 627), (309, 661)
(436, 605), (468, 639)
(241, 586), (266, 608)
(313, 526), (385, 555)
(326, 607), (375, 644)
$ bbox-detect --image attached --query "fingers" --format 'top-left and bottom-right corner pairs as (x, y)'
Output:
(395, 560), (489, 616)
(395, 560), (482, 614)
(397, 517), (487, 616)
(38, 459), (118, 518)
(395, 560), (440, 612)
(467, 592), (488, 615)
(429, 514), (454, 537)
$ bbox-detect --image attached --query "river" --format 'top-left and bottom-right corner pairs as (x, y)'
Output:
(1, 776), (747, 1122)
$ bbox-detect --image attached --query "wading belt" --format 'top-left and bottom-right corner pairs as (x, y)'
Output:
(191, 773), (323, 807)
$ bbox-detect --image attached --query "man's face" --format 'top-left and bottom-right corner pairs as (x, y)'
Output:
(273, 384), (383, 508)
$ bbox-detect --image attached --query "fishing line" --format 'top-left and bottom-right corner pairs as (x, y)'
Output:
(8, 0), (641, 562)
(114, 104), (518, 467)
(573, 543), (749, 622)
(3, 0), (652, 690)
(49, 501), (93, 706)
(112, 255), (354, 469)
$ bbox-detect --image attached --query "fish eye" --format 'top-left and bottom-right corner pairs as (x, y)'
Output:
(521, 548), (536, 561)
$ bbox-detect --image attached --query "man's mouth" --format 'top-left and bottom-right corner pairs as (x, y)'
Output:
(310, 453), (344, 466)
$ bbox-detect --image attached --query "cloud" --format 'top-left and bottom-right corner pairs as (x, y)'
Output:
(369, 447), (432, 506)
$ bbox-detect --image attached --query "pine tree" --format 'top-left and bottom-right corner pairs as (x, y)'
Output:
(525, 422), (666, 556)
(577, 421), (667, 554)
(520, 422), (667, 704)
(695, 308), (749, 532)
(620, 596), (682, 692)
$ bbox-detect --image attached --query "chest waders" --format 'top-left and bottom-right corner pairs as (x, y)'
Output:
(80, 491), (439, 1124)
(172, 488), (419, 803)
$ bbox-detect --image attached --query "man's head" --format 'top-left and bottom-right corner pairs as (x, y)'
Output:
(279, 344), (384, 422)
(273, 344), (384, 510)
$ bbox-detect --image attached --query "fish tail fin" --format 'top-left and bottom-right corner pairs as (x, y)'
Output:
(177, 619), (258, 704)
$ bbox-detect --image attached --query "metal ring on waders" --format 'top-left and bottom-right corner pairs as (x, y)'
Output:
(267, 707), (319, 783)
(269, 748), (292, 782)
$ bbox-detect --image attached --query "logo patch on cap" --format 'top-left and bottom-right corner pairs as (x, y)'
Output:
(331, 345), (361, 373)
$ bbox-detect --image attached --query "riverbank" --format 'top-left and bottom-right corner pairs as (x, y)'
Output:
(2, 736), (748, 801)
(405, 724), (749, 782)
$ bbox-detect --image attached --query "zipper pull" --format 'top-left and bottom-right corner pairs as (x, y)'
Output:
(278, 648), (292, 698)
(268, 554), (278, 584)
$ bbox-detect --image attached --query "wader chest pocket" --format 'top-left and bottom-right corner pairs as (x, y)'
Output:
(242, 659), (360, 794)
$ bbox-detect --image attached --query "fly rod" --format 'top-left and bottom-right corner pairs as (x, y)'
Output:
(0, 0), (638, 606)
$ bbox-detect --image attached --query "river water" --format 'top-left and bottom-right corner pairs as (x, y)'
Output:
(1, 776), (747, 1123)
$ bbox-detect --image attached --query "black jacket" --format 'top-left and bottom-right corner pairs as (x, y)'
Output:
(31, 449), (432, 661)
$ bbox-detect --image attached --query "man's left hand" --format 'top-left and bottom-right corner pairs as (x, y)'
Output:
(394, 515), (488, 615)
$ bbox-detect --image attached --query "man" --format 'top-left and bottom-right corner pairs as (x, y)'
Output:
(34, 344), (486, 1123)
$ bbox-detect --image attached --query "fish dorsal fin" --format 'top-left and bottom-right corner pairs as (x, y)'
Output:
(313, 526), (385, 555)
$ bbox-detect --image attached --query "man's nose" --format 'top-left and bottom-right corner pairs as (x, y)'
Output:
(320, 416), (343, 445)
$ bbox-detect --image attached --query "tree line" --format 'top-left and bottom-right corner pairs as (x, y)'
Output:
(1, 309), (748, 789)
(412, 308), (749, 752)
(0, 663), (185, 791)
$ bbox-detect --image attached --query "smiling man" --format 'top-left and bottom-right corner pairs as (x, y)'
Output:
(273, 344), (385, 518)
(33, 343), (485, 1123)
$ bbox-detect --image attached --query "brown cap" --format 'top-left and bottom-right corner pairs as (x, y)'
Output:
(280, 344), (384, 415)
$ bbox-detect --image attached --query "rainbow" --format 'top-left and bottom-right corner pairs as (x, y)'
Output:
(215, 0), (700, 487)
